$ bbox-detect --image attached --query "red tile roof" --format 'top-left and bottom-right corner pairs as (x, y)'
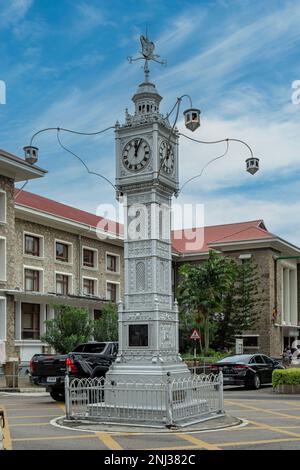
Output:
(14, 190), (274, 252)
(14, 190), (123, 236)
(172, 220), (274, 254)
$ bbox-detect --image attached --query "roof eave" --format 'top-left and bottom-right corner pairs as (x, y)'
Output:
(15, 204), (124, 245)
(209, 237), (300, 256)
(0, 154), (47, 182)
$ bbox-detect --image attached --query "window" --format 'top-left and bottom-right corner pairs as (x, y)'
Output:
(107, 282), (117, 302)
(21, 303), (40, 340)
(25, 234), (40, 257)
(24, 269), (40, 292)
(0, 238), (6, 281)
(107, 254), (118, 273)
(56, 274), (69, 295)
(83, 278), (95, 296)
(56, 242), (69, 263)
(83, 248), (96, 268)
(250, 355), (264, 364)
(94, 309), (102, 321)
(243, 336), (259, 348)
(0, 191), (6, 223)
(262, 355), (274, 365)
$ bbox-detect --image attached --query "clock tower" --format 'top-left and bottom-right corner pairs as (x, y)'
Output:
(106, 40), (190, 388)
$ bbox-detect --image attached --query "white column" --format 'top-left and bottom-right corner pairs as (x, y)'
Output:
(290, 269), (298, 326)
(283, 268), (291, 325)
(40, 304), (47, 337)
(281, 266), (285, 324)
(0, 297), (6, 340)
(15, 301), (21, 340)
(48, 305), (55, 321)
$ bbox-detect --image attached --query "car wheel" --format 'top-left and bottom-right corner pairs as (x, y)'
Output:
(50, 390), (65, 402)
(252, 373), (261, 390)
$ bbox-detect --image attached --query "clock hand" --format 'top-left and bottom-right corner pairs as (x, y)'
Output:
(134, 139), (142, 157)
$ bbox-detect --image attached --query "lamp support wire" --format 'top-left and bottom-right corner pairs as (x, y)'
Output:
(56, 130), (116, 191)
(178, 139), (230, 195)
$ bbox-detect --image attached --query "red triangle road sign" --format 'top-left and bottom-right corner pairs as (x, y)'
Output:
(190, 329), (201, 340)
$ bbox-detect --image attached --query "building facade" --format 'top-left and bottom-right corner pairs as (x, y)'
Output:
(0, 149), (299, 365)
(172, 221), (300, 357)
(0, 150), (124, 366)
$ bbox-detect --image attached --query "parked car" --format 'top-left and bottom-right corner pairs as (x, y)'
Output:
(211, 353), (284, 389)
(30, 341), (118, 401)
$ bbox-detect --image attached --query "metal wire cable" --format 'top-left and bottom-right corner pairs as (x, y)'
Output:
(56, 130), (116, 191)
(179, 132), (254, 157)
(157, 98), (181, 181)
(178, 140), (230, 196)
(29, 125), (116, 147)
(14, 180), (29, 200)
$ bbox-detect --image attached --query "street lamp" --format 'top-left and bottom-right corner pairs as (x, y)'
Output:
(183, 108), (201, 131)
(23, 146), (39, 165)
(246, 157), (260, 175)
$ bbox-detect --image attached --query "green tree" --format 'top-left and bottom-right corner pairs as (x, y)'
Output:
(42, 305), (93, 353)
(93, 303), (118, 342)
(213, 258), (262, 350)
(177, 251), (232, 354)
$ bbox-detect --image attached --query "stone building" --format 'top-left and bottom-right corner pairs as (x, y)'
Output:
(0, 149), (123, 367)
(0, 148), (299, 365)
(172, 221), (300, 357)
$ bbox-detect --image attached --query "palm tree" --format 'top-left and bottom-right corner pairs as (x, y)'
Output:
(177, 251), (233, 354)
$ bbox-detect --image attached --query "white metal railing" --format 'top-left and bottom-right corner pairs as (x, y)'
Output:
(65, 371), (224, 427)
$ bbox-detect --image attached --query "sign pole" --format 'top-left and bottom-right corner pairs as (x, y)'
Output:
(190, 329), (201, 372)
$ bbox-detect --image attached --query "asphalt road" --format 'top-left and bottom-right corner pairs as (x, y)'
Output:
(1, 386), (300, 450)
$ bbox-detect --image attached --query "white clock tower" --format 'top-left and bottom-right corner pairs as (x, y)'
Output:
(106, 38), (190, 387)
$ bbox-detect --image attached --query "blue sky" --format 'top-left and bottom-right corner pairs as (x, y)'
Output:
(1, 0), (300, 244)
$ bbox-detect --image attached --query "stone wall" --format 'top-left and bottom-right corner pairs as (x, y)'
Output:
(0, 176), (17, 359)
(14, 219), (124, 299)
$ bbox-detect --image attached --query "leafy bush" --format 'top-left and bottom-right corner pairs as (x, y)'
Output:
(272, 368), (300, 387)
(42, 305), (93, 353)
(93, 303), (118, 342)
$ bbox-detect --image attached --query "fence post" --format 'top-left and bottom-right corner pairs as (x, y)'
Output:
(165, 372), (173, 427)
(65, 372), (71, 419)
(218, 370), (224, 413)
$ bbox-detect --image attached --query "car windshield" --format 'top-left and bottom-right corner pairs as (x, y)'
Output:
(73, 343), (107, 353)
(217, 355), (253, 364)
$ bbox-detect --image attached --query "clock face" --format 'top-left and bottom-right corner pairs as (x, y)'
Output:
(122, 138), (150, 172)
(160, 141), (175, 175)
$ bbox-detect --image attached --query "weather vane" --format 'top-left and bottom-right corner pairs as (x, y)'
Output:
(127, 35), (166, 81)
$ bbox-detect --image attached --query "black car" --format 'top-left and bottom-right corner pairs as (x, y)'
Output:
(211, 354), (284, 389)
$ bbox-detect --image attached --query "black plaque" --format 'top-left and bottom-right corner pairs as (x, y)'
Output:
(129, 324), (148, 347)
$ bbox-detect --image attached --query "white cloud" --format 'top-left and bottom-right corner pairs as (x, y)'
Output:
(0, 0), (33, 28)
(75, 2), (115, 32)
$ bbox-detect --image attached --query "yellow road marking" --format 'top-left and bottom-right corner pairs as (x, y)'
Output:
(219, 437), (300, 448)
(10, 422), (50, 427)
(56, 403), (66, 414)
(9, 414), (60, 419)
(1, 406), (12, 450)
(177, 433), (221, 450)
(145, 445), (198, 450)
(248, 420), (300, 439)
(226, 400), (300, 421)
(12, 434), (97, 442)
(225, 408), (300, 413)
(97, 432), (123, 450)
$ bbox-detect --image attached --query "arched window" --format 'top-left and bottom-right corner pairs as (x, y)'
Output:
(136, 262), (146, 291)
